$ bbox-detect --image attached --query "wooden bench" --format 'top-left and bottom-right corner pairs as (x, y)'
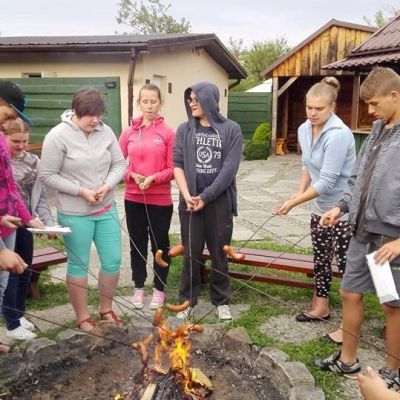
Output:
(26, 142), (43, 152)
(201, 247), (341, 289)
(29, 247), (67, 299)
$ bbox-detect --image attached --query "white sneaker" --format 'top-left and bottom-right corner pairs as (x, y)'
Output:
(216, 305), (233, 321)
(19, 317), (35, 331)
(7, 325), (37, 340)
(176, 307), (194, 320)
(132, 288), (145, 309)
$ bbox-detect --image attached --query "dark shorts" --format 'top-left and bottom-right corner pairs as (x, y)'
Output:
(341, 235), (400, 307)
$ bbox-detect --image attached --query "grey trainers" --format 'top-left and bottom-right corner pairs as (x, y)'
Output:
(379, 367), (400, 391)
(216, 305), (233, 321)
(311, 351), (361, 379)
(176, 306), (194, 320)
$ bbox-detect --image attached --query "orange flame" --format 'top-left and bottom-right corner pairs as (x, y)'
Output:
(134, 311), (206, 398)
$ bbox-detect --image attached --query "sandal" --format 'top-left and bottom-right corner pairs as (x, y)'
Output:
(77, 317), (97, 332)
(99, 310), (123, 326)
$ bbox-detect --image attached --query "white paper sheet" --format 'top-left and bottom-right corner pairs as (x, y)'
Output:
(27, 226), (71, 235)
(366, 251), (400, 304)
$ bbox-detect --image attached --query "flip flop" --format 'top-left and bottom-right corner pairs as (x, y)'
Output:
(296, 312), (330, 322)
(320, 333), (343, 345)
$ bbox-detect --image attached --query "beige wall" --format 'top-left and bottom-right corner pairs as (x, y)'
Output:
(133, 48), (229, 129)
(0, 48), (229, 131)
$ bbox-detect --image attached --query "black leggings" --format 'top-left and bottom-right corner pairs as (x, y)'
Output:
(124, 200), (173, 291)
(310, 213), (352, 298)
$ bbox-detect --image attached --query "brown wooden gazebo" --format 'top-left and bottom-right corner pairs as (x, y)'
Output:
(261, 19), (376, 154)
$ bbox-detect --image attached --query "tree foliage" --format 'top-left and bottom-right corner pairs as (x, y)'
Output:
(363, 5), (400, 27)
(116, 0), (191, 34)
(229, 37), (291, 91)
(227, 36), (244, 60)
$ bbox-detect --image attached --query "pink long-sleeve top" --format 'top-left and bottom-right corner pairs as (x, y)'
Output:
(0, 133), (32, 238)
(119, 115), (175, 206)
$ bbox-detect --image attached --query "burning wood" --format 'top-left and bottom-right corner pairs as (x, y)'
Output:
(117, 307), (212, 399)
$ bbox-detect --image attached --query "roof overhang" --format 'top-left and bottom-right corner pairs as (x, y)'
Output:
(0, 34), (247, 80)
(323, 51), (400, 71)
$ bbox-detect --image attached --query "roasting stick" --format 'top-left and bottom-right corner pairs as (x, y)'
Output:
(33, 197), (396, 364)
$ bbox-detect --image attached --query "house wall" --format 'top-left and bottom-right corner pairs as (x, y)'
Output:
(0, 48), (229, 132)
(135, 48), (228, 129)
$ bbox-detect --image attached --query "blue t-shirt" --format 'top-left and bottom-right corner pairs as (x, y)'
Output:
(195, 126), (223, 193)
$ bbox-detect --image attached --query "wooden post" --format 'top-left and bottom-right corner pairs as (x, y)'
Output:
(128, 48), (137, 125)
(283, 91), (289, 140)
(271, 77), (279, 155)
(350, 72), (360, 130)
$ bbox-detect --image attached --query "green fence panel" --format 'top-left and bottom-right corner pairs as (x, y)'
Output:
(9, 77), (121, 144)
(228, 92), (272, 140)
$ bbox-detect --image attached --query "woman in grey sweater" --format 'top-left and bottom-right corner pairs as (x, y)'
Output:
(39, 88), (126, 332)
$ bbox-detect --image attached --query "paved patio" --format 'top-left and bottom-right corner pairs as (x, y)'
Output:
(48, 154), (311, 288)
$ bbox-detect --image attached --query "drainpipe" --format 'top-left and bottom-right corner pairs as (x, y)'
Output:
(228, 79), (241, 90)
(128, 48), (137, 125)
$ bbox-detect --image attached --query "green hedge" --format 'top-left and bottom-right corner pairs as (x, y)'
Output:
(243, 122), (272, 160)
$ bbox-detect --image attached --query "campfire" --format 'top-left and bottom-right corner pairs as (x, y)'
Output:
(118, 302), (212, 400)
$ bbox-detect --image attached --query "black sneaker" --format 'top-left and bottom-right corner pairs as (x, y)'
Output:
(379, 367), (400, 391)
(311, 351), (361, 379)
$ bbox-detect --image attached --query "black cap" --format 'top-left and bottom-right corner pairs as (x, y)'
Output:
(0, 80), (32, 125)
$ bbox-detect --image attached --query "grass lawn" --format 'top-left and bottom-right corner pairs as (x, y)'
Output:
(27, 235), (384, 400)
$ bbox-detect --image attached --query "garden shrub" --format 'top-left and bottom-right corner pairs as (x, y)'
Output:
(243, 122), (272, 160)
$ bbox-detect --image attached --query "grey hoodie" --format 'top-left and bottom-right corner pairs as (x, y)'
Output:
(173, 82), (243, 215)
(39, 110), (126, 216)
(339, 119), (400, 238)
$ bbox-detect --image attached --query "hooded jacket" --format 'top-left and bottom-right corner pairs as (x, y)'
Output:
(173, 82), (243, 215)
(339, 119), (400, 238)
(11, 151), (55, 226)
(39, 110), (127, 216)
(119, 114), (175, 205)
(298, 113), (355, 214)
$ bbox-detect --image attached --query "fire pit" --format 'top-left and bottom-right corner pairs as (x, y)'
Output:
(3, 321), (324, 400)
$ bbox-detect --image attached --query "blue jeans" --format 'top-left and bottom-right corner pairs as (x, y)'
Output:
(0, 232), (16, 316)
(2, 228), (33, 330)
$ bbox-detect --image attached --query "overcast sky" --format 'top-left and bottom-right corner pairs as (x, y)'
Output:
(1, 0), (395, 48)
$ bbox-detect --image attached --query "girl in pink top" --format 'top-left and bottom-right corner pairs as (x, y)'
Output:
(119, 84), (175, 310)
